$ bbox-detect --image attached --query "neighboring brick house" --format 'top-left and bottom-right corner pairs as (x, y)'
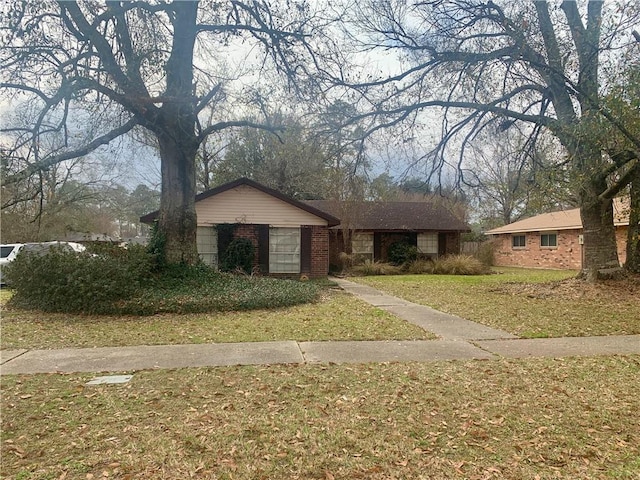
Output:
(140, 178), (339, 278)
(485, 199), (630, 270)
(304, 200), (470, 270)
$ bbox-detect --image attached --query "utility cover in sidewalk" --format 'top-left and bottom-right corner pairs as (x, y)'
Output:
(86, 375), (133, 385)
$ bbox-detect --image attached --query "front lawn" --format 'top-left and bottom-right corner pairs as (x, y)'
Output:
(352, 268), (640, 338)
(0, 290), (433, 350)
(2, 357), (639, 479)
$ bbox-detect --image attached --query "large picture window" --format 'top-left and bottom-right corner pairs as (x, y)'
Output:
(541, 233), (558, 247)
(197, 226), (218, 267)
(512, 235), (526, 248)
(352, 232), (374, 263)
(417, 232), (438, 255)
(269, 227), (300, 273)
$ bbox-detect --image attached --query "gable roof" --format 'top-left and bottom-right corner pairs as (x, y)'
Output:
(305, 200), (470, 231)
(140, 177), (340, 226)
(485, 198), (630, 235)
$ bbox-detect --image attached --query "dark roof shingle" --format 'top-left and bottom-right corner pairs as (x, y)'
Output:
(305, 200), (469, 231)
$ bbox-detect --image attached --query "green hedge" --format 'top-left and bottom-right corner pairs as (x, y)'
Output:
(5, 247), (319, 315)
(5, 245), (152, 313)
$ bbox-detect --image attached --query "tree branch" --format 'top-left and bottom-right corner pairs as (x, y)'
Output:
(197, 120), (284, 143)
(3, 118), (139, 185)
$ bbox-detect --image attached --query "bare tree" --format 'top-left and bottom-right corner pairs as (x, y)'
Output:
(1, 1), (325, 263)
(466, 127), (574, 228)
(339, 0), (640, 280)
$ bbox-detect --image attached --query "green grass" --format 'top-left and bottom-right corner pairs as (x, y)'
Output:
(2, 356), (639, 479)
(0, 290), (433, 350)
(352, 268), (640, 338)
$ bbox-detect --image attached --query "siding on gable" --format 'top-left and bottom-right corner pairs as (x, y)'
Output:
(196, 185), (328, 227)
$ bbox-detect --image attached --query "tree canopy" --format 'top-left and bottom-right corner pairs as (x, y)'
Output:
(337, 0), (640, 278)
(1, 0), (325, 263)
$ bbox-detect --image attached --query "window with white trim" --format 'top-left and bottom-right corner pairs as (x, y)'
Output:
(352, 232), (374, 263)
(417, 232), (438, 255)
(541, 233), (557, 247)
(512, 235), (526, 248)
(269, 227), (300, 273)
(197, 226), (218, 267)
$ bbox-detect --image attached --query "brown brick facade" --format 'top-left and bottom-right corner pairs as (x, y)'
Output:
(309, 225), (330, 278)
(231, 224), (261, 271)
(492, 226), (628, 270)
(227, 223), (330, 278)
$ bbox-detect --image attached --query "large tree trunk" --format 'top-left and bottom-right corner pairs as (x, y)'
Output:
(156, 1), (200, 265)
(158, 132), (199, 265)
(625, 164), (640, 273)
(579, 176), (621, 281)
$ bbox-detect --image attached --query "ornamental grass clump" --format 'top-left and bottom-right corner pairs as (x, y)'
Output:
(351, 260), (402, 276)
(432, 254), (490, 275)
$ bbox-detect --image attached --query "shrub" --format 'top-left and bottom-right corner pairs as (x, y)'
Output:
(116, 269), (320, 315)
(388, 242), (419, 265)
(432, 254), (489, 275)
(405, 258), (435, 274)
(351, 260), (402, 276)
(6, 245), (153, 314)
(220, 238), (255, 273)
(475, 240), (495, 266)
(338, 251), (355, 268)
(146, 221), (166, 270)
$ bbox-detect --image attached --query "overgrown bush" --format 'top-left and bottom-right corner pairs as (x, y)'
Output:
(146, 221), (166, 270)
(6, 245), (153, 313)
(475, 240), (495, 266)
(6, 248), (320, 315)
(403, 255), (490, 275)
(338, 251), (355, 268)
(405, 259), (435, 274)
(220, 238), (255, 273)
(388, 242), (419, 265)
(432, 254), (489, 275)
(351, 260), (402, 276)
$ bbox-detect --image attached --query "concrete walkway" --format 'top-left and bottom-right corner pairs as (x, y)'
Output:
(332, 278), (518, 341)
(1, 278), (638, 375)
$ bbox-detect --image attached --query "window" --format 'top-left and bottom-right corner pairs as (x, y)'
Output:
(269, 227), (300, 273)
(417, 233), (438, 255)
(197, 226), (218, 267)
(512, 235), (526, 248)
(541, 233), (557, 247)
(1, 245), (17, 259)
(352, 232), (374, 262)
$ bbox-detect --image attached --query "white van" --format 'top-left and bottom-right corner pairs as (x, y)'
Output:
(0, 242), (87, 285)
(0, 244), (24, 285)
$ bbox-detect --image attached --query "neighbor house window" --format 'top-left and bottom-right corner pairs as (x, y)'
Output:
(197, 226), (218, 267)
(269, 227), (300, 273)
(512, 235), (526, 248)
(352, 232), (374, 263)
(541, 233), (557, 247)
(417, 232), (438, 255)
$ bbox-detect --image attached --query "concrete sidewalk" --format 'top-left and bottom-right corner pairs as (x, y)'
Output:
(2, 335), (638, 375)
(1, 278), (638, 375)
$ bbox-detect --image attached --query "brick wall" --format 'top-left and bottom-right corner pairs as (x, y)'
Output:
(232, 224), (261, 271)
(309, 225), (330, 278)
(492, 226), (628, 270)
(230, 223), (330, 278)
(616, 226), (628, 265)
